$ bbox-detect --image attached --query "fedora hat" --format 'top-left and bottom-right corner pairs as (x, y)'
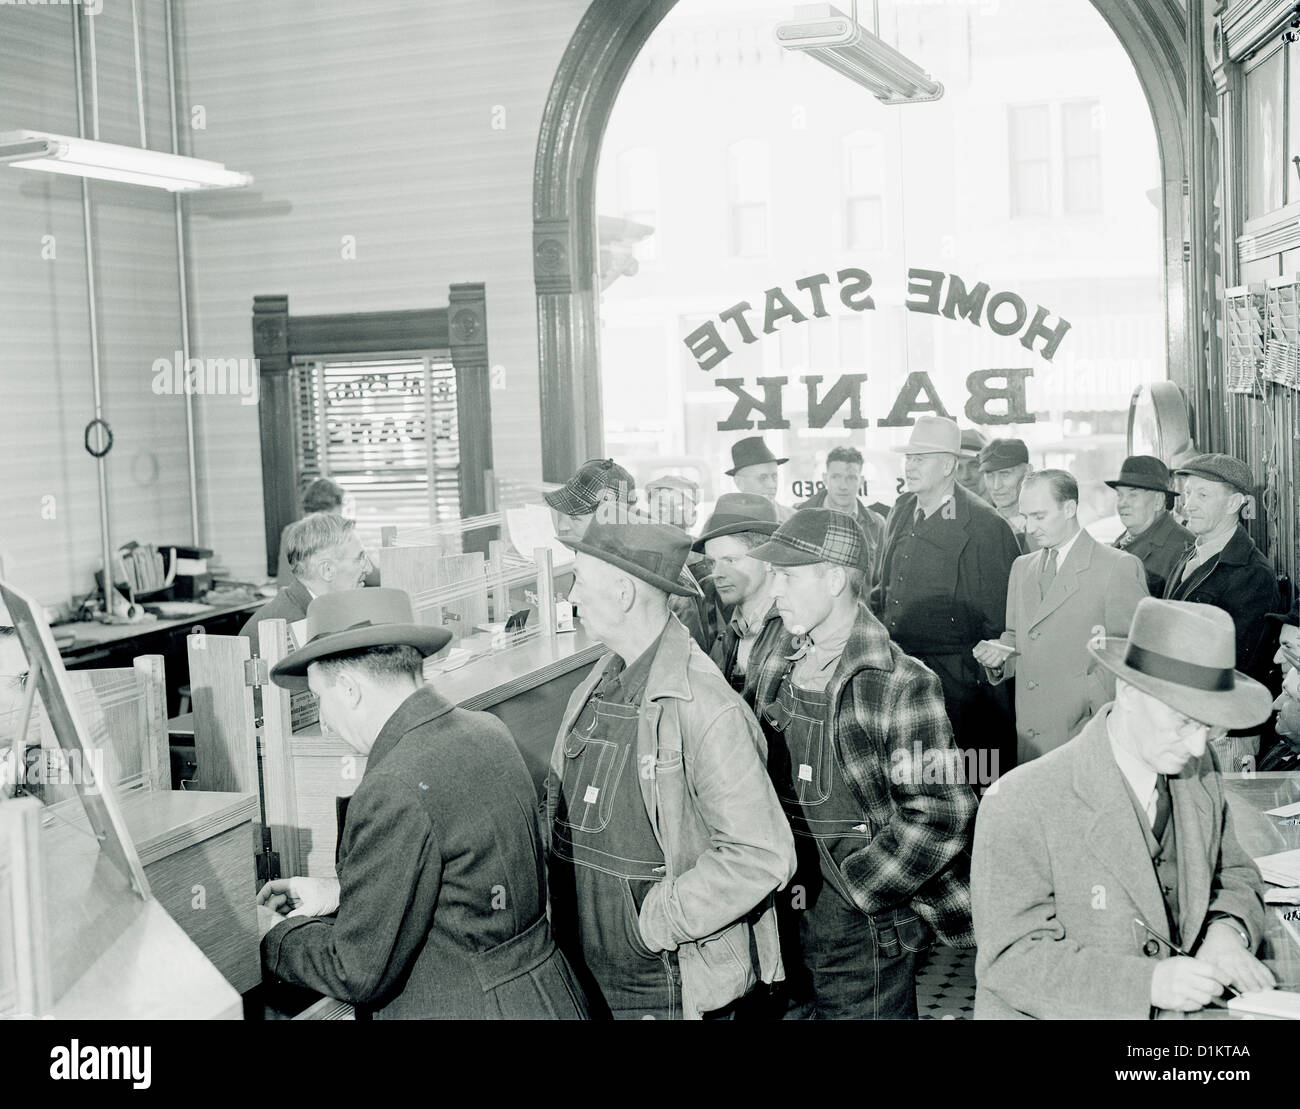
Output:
(726, 437), (788, 476)
(561, 521), (701, 598)
(270, 588), (451, 691)
(890, 415), (961, 455)
(692, 492), (779, 551)
(958, 427), (989, 459)
(1105, 454), (1176, 508)
(1089, 598), (1272, 729)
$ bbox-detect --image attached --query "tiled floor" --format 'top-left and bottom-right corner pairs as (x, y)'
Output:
(916, 945), (976, 1019)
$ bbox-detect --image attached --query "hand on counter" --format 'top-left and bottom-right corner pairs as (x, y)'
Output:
(257, 876), (341, 922)
(1197, 921), (1276, 996)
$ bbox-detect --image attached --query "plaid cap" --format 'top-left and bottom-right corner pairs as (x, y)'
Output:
(748, 507), (864, 569)
(543, 458), (637, 517)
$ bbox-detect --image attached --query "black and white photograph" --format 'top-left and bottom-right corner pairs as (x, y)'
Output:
(1, 0), (1299, 1087)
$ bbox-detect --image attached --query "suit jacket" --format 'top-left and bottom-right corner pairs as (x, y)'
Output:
(1116, 510), (1193, 598)
(990, 529), (1147, 763)
(870, 483), (1022, 662)
(749, 602), (979, 947)
(1163, 525), (1280, 685)
(239, 579), (312, 650)
(263, 685), (587, 1019)
(971, 705), (1267, 1019)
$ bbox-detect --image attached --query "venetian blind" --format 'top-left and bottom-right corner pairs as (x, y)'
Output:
(291, 357), (461, 550)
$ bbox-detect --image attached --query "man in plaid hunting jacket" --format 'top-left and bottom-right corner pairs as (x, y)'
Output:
(748, 508), (978, 1019)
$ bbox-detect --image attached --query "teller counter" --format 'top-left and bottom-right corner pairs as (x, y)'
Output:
(1220, 772), (1300, 993)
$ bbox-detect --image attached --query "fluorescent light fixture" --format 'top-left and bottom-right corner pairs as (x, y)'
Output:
(0, 130), (252, 192)
(775, 4), (943, 105)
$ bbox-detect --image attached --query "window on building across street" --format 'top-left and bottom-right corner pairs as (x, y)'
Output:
(1009, 103), (1051, 218)
(618, 147), (661, 261)
(1061, 99), (1103, 214)
(727, 138), (770, 257)
(843, 132), (885, 251)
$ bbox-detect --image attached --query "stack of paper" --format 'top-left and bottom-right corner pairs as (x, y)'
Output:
(1227, 989), (1300, 1019)
(1252, 848), (1300, 886)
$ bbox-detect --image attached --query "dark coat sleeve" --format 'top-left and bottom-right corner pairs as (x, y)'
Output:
(964, 514), (1022, 641)
(1232, 563), (1281, 681)
(262, 771), (441, 1007)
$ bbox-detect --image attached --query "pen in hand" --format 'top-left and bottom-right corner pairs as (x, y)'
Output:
(1134, 917), (1241, 997)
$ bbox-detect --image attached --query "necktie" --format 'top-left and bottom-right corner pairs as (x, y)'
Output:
(1038, 547), (1058, 600)
(1151, 775), (1171, 840)
(1116, 531), (1134, 551)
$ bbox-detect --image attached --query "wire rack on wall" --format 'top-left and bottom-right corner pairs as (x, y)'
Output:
(1220, 277), (1300, 594)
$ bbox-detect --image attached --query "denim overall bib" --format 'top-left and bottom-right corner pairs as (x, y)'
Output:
(761, 660), (919, 1019)
(549, 668), (681, 1020)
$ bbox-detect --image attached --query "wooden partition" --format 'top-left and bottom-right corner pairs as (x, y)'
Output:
(187, 634), (259, 796)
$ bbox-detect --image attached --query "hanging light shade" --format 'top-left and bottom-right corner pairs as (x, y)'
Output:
(0, 129), (253, 192)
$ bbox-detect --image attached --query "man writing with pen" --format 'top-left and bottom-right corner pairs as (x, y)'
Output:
(971, 598), (1276, 1018)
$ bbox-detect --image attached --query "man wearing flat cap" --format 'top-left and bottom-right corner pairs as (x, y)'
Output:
(694, 493), (782, 698)
(545, 457), (712, 651)
(972, 598), (1275, 1018)
(257, 588), (587, 1018)
(1106, 455), (1193, 598)
(872, 416), (1022, 780)
(978, 437), (1035, 554)
(545, 522), (796, 1019)
(749, 508), (978, 1019)
(727, 435), (794, 522)
(1164, 454), (1280, 753)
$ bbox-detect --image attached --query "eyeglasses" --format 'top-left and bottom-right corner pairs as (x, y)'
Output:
(1171, 710), (1227, 744)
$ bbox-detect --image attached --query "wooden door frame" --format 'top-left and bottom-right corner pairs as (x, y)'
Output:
(533, 0), (1211, 478)
(251, 284), (492, 573)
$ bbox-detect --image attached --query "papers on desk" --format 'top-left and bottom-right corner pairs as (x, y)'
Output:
(1265, 800), (1300, 818)
(1252, 848), (1300, 886)
(1227, 989), (1300, 1019)
(148, 601), (212, 618)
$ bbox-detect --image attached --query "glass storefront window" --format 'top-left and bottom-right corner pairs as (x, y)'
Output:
(1246, 46), (1285, 220)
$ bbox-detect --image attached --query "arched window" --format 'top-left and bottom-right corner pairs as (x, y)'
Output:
(617, 147), (661, 261)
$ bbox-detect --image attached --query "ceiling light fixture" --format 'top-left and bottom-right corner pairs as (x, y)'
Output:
(0, 129), (253, 192)
(775, 2), (943, 105)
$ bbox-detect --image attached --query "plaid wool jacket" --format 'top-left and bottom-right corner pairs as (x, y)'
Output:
(748, 601), (978, 947)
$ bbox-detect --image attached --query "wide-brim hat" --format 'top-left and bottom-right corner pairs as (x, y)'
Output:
(270, 587), (451, 691)
(726, 436), (788, 476)
(692, 492), (780, 551)
(890, 415), (961, 455)
(958, 427), (989, 459)
(1105, 454), (1176, 508)
(1088, 598), (1272, 729)
(561, 521), (700, 598)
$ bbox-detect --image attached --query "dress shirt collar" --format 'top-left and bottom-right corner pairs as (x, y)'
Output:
(737, 583), (776, 639)
(1192, 522), (1236, 563)
(915, 489), (956, 523)
(1106, 711), (1158, 819)
(1043, 526), (1082, 568)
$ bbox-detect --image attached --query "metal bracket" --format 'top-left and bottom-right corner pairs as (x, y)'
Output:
(243, 657), (269, 687)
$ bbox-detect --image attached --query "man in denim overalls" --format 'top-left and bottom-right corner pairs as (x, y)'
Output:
(545, 522), (796, 1019)
(749, 509), (979, 1019)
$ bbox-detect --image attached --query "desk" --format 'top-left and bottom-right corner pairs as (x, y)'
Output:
(58, 598), (265, 719)
(1222, 772), (1300, 990)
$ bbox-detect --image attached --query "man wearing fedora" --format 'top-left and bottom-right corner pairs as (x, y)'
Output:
(972, 598), (1275, 1019)
(545, 521), (796, 1020)
(749, 509), (978, 1019)
(978, 437), (1035, 554)
(694, 493), (782, 698)
(1106, 455), (1193, 598)
(955, 426), (991, 504)
(975, 470), (1148, 764)
(872, 415), (1022, 778)
(256, 588), (588, 1019)
(727, 435), (794, 522)
(545, 457), (713, 652)
(795, 445), (886, 590)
